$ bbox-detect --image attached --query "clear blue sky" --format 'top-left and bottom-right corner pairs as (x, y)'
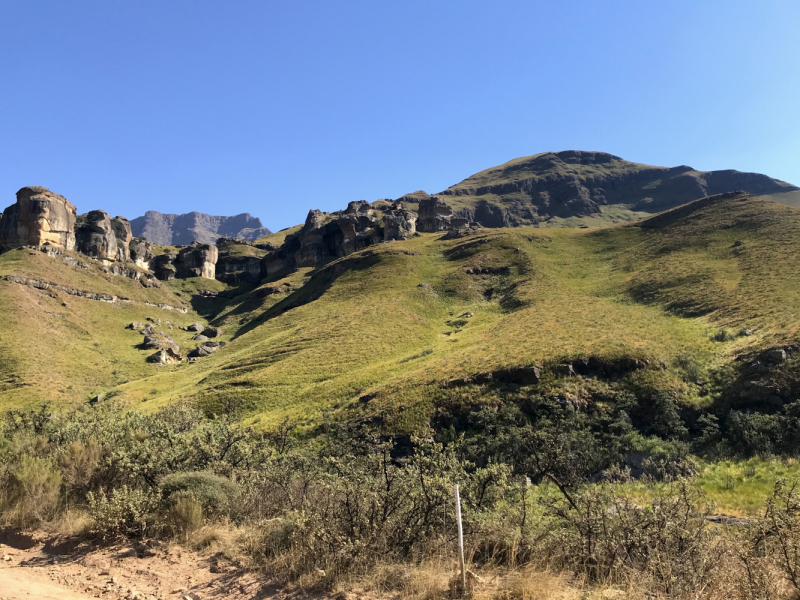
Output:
(1, 1), (798, 231)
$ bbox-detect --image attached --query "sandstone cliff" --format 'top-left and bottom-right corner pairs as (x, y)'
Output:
(0, 186), (77, 251)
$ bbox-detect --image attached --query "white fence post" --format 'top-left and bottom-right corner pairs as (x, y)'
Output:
(454, 483), (466, 592)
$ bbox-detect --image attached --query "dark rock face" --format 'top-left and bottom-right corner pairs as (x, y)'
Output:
(0, 186), (77, 251)
(151, 242), (218, 281)
(130, 211), (272, 245)
(216, 254), (262, 284)
(75, 210), (118, 261)
(417, 197), (455, 232)
(152, 254), (178, 281)
(215, 237), (266, 284)
(264, 202), (383, 275)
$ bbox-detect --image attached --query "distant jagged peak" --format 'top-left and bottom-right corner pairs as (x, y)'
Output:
(130, 210), (272, 245)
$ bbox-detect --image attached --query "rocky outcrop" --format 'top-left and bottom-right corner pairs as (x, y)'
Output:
(264, 202), (383, 276)
(215, 238), (266, 284)
(188, 340), (226, 358)
(111, 216), (133, 261)
(130, 211), (272, 245)
(149, 241), (218, 281)
(383, 202), (418, 241)
(176, 242), (218, 279)
(129, 238), (154, 269)
(0, 186), (77, 252)
(417, 197), (455, 232)
(75, 210), (118, 261)
(152, 253), (178, 281)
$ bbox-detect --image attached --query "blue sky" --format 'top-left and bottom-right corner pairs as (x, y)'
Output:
(1, 1), (798, 231)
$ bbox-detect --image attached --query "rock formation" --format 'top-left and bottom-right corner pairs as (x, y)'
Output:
(215, 238), (265, 284)
(149, 242), (218, 281)
(75, 210), (119, 261)
(131, 211), (271, 245)
(417, 197), (455, 232)
(111, 216), (133, 261)
(129, 238), (154, 269)
(0, 186), (77, 252)
(382, 202), (418, 241)
(262, 202), (384, 277)
(176, 242), (218, 279)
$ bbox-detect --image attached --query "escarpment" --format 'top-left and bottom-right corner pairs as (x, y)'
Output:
(0, 187), (218, 281)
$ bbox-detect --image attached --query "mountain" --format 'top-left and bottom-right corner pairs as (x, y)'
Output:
(2, 186), (799, 440)
(130, 211), (272, 245)
(394, 150), (800, 228)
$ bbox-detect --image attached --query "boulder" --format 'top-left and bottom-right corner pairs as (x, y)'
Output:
(0, 186), (77, 252)
(188, 340), (226, 358)
(126, 322), (144, 330)
(186, 322), (205, 332)
(769, 349), (788, 363)
(201, 327), (223, 338)
(146, 348), (182, 365)
(142, 334), (179, 352)
(141, 324), (155, 335)
(75, 210), (118, 261)
(192, 334), (209, 341)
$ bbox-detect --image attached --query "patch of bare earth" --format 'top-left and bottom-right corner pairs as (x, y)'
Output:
(0, 531), (273, 600)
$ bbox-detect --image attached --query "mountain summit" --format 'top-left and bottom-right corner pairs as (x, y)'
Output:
(130, 211), (272, 245)
(404, 150), (800, 227)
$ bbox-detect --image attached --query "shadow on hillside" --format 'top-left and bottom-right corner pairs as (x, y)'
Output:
(230, 250), (383, 339)
(187, 282), (255, 319)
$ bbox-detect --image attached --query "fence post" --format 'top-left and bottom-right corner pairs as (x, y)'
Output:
(454, 483), (466, 592)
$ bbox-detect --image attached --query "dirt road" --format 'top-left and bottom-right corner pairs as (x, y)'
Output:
(1, 564), (96, 599)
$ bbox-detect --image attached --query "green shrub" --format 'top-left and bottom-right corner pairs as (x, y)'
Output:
(160, 471), (240, 518)
(86, 485), (159, 538)
(6, 455), (62, 525)
(169, 495), (204, 536)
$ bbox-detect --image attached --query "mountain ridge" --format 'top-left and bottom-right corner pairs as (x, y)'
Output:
(131, 210), (272, 245)
(389, 150), (799, 228)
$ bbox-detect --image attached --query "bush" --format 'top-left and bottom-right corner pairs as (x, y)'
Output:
(86, 485), (159, 539)
(160, 471), (240, 518)
(5, 455), (62, 525)
(169, 495), (204, 536)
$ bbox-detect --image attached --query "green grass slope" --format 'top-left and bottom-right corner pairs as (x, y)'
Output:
(100, 192), (800, 434)
(0, 249), (216, 407)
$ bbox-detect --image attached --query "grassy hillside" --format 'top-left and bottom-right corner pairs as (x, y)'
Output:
(87, 192), (799, 434)
(0, 249), (215, 407)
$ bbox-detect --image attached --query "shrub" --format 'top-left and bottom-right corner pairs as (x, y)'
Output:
(169, 495), (204, 537)
(86, 485), (159, 538)
(6, 455), (62, 525)
(160, 471), (240, 518)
